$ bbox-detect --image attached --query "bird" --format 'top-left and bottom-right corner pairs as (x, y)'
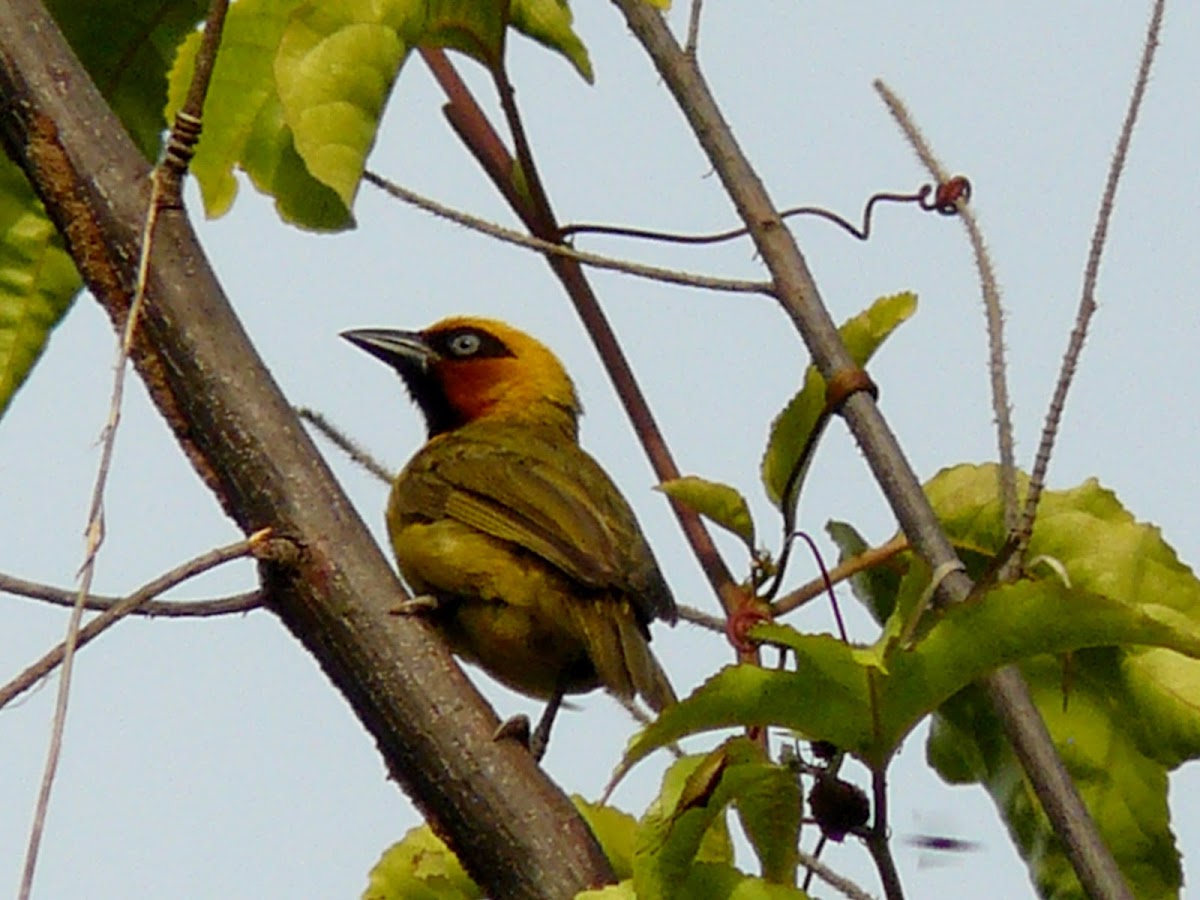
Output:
(342, 316), (677, 759)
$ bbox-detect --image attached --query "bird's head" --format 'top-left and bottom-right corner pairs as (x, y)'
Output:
(342, 316), (581, 438)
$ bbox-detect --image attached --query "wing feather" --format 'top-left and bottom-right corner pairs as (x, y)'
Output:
(390, 423), (674, 624)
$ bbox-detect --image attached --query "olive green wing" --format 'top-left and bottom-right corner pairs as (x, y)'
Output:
(392, 428), (675, 625)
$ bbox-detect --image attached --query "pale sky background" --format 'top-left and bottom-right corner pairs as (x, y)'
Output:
(3, 2), (1198, 897)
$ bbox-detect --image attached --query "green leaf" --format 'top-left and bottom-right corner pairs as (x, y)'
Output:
(614, 577), (1200, 771)
(929, 659), (1181, 900)
(825, 520), (908, 624)
(657, 476), (756, 551)
(166, 0), (354, 229)
(5, 0), (206, 410)
(573, 797), (638, 880)
(727, 760), (802, 883)
(48, 0), (209, 159)
(275, 0), (423, 211)
(361, 825), (481, 900)
(761, 292), (916, 515)
(165, 0), (592, 227)
(633, 752), (734, 900)
(510, 0), (594, 82)
(923, 463), (1200, 899)
(419, 0), (508, 67)
(0, 160), (82, 419)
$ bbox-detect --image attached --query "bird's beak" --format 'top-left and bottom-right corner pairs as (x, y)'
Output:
(341, 328), (436, 373)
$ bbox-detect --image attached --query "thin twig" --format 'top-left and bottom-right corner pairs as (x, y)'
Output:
(1, 531), (270, 713)
(18, 4), (230, 896)
(771, 534), (908, 617)
(874, 80), (1018, 533)
(297, 406), (393, 484)
(865, 766), (904, 900)
(157, 0), (229, 205)
(21, 118), (146, 900)
(1, 572), (261, 618)
(676, 603), (725, 634)
(1016, 0), (1165, 559)
(684, 0), (703, 58)
(796, 845), (875, 900)
(362, 170), (771, 295)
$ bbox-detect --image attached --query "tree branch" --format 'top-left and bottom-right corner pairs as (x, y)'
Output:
(2, 571), (262, 617)
(609, 2), (1133, 897)
(0, 5), (613, 896)
(0, 532), (271, 712)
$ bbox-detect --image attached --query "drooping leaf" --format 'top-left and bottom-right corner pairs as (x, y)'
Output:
(361, 824), (481, 900)
(930, 658), (1180, 900)
(761, 292), (916, 516)
(657, 476), (756, 551)
(510, 0), (593, 81)
(166, 0), (350, 228)
(922, 463), (1200, 899)
(0, 161), (82, 419)
(628, 741), (809, 899)
(167, 0), (597, 228)
(275, 0), (424, 211)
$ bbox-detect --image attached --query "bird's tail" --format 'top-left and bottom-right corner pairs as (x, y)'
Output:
(616, 614), (677, 713)
(572, 600), (677, 713)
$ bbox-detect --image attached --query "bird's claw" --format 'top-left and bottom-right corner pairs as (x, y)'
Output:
(389, 594), (440, 615)
(493, 714), (537, 756)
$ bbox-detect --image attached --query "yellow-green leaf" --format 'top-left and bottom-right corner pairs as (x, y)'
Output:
(275, 0), (422, 210)
(761, 292), (916, 518)
(615, 576), (1200, 771)
(657, 476), (755, 550)
(510, 0), (594, 82)
(166, 0), (353, 229)
(361, 825), (481, 900)
(573, 797), (638, 880)
(634, 752), (734, 899)
(0, 161), (81, 419)
(923, 464), (1200, 898)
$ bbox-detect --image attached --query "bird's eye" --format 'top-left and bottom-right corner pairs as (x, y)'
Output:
(448, 332), (482, 357)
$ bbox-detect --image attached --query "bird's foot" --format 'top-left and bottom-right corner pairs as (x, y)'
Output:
(389, 594), (440, 616)
(493, 714), (541, 759)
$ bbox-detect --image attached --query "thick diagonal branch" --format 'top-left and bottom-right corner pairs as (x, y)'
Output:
(0, 4), (612, 897)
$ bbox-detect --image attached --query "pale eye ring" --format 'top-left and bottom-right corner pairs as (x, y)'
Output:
(449, 332), (481, 357)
